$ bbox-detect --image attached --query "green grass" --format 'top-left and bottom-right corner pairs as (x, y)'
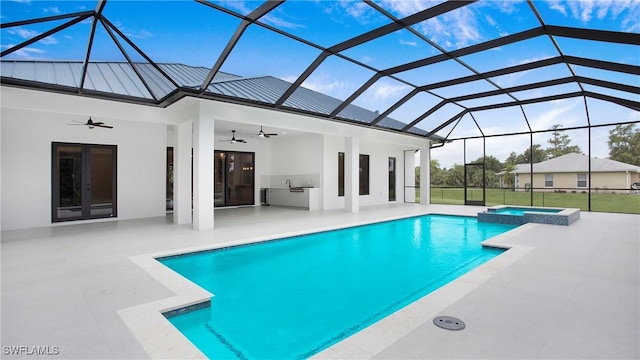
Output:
(428, 187), (640, 214)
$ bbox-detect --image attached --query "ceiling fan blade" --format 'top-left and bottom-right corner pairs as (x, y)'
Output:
(257, 126), (278, 139)
(95, 124), (113, 129)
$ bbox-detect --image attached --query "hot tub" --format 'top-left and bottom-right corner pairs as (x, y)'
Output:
(478, 205), (580, 226)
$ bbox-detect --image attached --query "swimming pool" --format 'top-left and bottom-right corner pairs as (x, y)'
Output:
(159, 215), (516, 359)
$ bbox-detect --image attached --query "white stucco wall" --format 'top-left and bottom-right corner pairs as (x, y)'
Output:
(1, 107), (166, 231)
(1, 87), (427, 231)
(322, 134), (408, 210)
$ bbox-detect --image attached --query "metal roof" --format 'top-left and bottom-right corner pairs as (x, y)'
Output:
(1, 0), (638, 141)
(0, 59), (424, 135)
(511, 153), (640, 173)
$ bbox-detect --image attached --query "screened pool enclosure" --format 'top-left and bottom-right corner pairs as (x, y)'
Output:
(2, 0), (638, 213)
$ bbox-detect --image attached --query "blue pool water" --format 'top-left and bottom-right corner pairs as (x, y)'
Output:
(160, 215), (516, 359)
(494, 207), (562, 216)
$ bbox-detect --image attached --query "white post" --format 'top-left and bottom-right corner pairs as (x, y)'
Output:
(193, 116), (214, 230)
(404, 150), (416, 202)
(420, 145), (431, 205)
(345, 137), (359, 213)
(174, 120), (193, 225)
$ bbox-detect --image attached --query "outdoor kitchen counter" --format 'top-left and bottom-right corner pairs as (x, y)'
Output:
(267, 188), (320, 210)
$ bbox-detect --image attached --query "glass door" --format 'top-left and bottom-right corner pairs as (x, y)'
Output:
(54, 144), (83, 220)
(215, 151), (254, 207)
(389, 157), (396, 201)
(53, 143), (117, 222)
(214, 152), (226, 207)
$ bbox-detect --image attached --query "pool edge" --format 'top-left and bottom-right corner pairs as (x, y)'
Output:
(311, 223), (536, 359)
(117, 215), (537, 360)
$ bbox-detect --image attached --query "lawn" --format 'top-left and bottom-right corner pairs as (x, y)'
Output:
(429, 187), (640, 214)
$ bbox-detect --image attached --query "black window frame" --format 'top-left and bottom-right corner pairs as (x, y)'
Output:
(52, 142), (118, 223)
(359, 154), (370, 196)
(338, 152), (370, 196)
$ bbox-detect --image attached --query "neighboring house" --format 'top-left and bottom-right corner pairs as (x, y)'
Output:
(499, 153), (640, 193)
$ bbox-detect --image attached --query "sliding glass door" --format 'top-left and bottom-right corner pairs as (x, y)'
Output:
(52, 143), (117, 222)
(214, 151), (254, 207)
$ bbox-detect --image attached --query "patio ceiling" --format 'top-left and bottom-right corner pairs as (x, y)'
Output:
(1, 0), (639, 141)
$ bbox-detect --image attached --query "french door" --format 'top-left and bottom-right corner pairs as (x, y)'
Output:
(52, 143), (117, 222)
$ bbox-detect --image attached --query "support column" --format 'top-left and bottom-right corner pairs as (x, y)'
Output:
(404, 150), (416, 202)
(193, 116), (214, 230)
(420, 146), (431, 205)
(174, 121), (193, 225)
(345, 137), (359, 213)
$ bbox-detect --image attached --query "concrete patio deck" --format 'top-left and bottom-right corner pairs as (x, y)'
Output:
(1, 204), (638, 359)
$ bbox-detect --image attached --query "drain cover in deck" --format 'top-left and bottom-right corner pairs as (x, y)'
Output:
(433, 316), (466, 331)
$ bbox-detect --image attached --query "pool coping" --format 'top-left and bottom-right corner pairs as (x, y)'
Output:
(118, 214), (537, 359)
(479, 205), (581, 226)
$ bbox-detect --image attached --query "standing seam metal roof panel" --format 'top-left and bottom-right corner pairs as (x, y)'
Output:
(107, 63), (150, 98)
(52, 62), (79, 88)
(135, 64), (175, 99)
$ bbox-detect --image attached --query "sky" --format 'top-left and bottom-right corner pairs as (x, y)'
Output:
(1, 0), (639, 168)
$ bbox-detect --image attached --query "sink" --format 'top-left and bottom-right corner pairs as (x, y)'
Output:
(289, 187), (305, 192)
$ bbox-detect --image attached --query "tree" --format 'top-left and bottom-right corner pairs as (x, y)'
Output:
(472, 155), (503, 173)
(547, 124), (582, 158)
(505, 144), (548, 164)
(608, 124), (640, 166)
(430, 160), (447, 185)
(468, 156), (502, 188)
(501, 163), (516, 189)
(445, 164), (464, 187)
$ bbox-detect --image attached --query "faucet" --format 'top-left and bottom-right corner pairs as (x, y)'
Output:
(285, 179), (291, 188)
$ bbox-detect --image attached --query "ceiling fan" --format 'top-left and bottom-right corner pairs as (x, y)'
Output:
(220, 130), (246, 144)
(257, 125), (278, 138)
(68, 117), (113, 129)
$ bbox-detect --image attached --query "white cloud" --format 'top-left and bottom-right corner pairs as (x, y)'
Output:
(485, 14), (497, 27)
(43, 6), (60, 14)
(40, 36), (57, 45)
(378, 0), (483, 48)
(261, 14), (306, 30)
(7, 27), (38, 39)
(490, 57), (550, 88)
(529, 98), (582, 130)
(379, 0), (432, 16)
(400, 39), (418, 47)
(546, 0), (640, 31)
(2, 44), (46, 59)
(280, 75), (298, 83)
(547, 0), (567, 16)
(302, 78), (350, 97)
(340, 0), (370, 19)
(6, 27), (57, 45)
(372, 83), (408, 100)
(218, 0), (251, 14)
(127, 29), (152, 40)
(113, 21), (153, 40)
(361, 55), (373, 63)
